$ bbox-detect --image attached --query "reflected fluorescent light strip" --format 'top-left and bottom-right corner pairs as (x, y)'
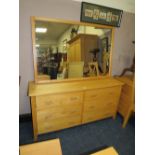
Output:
(35, 28), (47, 33)
(35, 44), (40, 47)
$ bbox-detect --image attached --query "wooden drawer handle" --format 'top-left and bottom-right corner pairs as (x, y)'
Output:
(45, 100), (53, 105)
(70, 110), (77, 114)
(89, 106), (95, 109)
(70, 96), (79, 101)
(45, 114), (53, 120)
(61, 111), (66, 115)
(109, 92), (114, 95)
(90, 95), (97, 98)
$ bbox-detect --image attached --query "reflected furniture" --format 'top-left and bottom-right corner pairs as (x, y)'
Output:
(115, 75), (135, 127)
(67, 34), (98, 64)
(68, 61), (84, 78)
(103, 52), (110, 75)
(29, 77), (123, 140)
(31, 16), (114, 82)
(19, 139), (62, 155)
(88, 62), (99, 76)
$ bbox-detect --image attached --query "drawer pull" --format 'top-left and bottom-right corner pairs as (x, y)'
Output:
(61, 111), (66, 115)
(70, 110), (77, 114)
(45, 101), (53, 106)
(109, 92), (115, 95)
(45, 115), (53, 120)
(90, 95), (97, 98)
(70, 96), (79, 101)
(89, 106), (95, 109)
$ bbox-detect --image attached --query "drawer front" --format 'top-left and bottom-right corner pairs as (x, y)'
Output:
(122, 84), (133, 97)
(84, 100), (116, 112)
(82, 110), (114, 124)
(37, 116), (81, 134)
(37, 105), (82, 121)
(36, 92), (83, 110)
(118, 92), (132, 117)
(85, 87), (120, 101)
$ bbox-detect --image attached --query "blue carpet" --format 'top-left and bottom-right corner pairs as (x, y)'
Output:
(19, 114), (135, 155)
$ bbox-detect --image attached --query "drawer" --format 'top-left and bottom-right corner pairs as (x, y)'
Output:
(118, 93), (132, 117)
(82, 110), (114, 124)
(36, 92), (83, 110)
(85, 87), (120, 101)
(121, 84), (134, 97)
(37, 116), (81, 134)
(84, 100), (116, 112)
(37, 105), (82, 121)
(119, 92), (132, 107)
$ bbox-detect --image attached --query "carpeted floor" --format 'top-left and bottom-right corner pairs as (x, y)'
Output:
(19, 114), (135, 155)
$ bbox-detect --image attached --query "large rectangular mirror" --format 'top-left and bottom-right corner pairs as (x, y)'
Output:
(31, 16), (114, 83)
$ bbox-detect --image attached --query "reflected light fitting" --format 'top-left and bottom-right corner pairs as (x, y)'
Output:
(35, 44), (40, 47)
(35, 28), (47, 33)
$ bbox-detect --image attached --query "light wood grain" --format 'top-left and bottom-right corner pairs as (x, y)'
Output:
(20, 139), (62, 155)
(91, 147), (119, 155)
(31, 97), (38, 141)
(115, 75), (134, 127)
(28, 77), (123, 96)
(31, 17), (38, 83)
(82, 110), (114, 124)
(36, 92), (83, 110)
(82, 87), (120, 124)
(108, 28), (115, 76)
(28, 78), (123, 139)
(38, 116), (81, 134)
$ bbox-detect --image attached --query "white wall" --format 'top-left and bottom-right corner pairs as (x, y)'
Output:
(19, 0), (135, 114)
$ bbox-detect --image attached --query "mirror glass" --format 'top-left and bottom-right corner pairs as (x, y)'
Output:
(33, 18), (113, 82)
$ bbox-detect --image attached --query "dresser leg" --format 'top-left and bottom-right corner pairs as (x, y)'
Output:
(112, 112), (117, 120)
(122, 110), (132, 128)
(34, 134), (38, 141)
(31, 97), (38, 141)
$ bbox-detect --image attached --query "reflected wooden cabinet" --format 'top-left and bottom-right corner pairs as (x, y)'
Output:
(67, 34), (98, 63)
(29, 78), (123, 140)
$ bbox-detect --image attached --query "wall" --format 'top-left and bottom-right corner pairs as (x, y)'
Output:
(19, 0), (135, 114)
(112, 12), (135, 75)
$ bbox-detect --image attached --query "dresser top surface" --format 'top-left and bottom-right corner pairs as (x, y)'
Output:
(28, 77), (123, 96)
(115, 75), (134, 87)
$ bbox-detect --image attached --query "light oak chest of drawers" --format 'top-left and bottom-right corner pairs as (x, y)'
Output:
(115, 75), (135, 127)
(28, 77), (123, 140)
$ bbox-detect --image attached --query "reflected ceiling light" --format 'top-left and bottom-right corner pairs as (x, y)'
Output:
(35, 28), (47, 33)
(35, 44), (40, 47)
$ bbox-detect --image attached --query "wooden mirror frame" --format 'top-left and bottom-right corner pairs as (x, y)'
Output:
(31, 16), (115, 83)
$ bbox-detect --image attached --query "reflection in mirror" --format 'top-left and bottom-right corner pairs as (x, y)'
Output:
(33, 18), (113, 82)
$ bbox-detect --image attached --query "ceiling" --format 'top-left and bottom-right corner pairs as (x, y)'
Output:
(35, 21), (72, 42)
